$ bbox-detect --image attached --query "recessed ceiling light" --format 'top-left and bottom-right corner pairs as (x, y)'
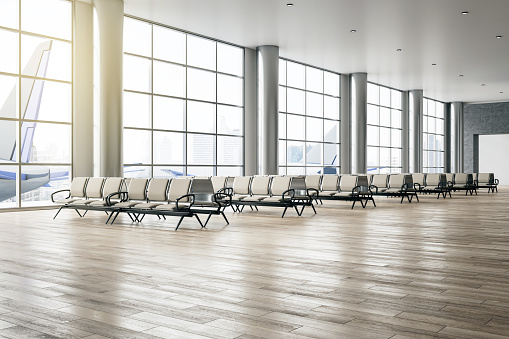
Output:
(396, 49), (402, 52)
(432, 63), (437, 66)
(496, 35), (503, 39)
(350, 29), (357, 33)
(481, 84), (486, 86)
(287, 3), (294, 7)
(461, 11), (469, 15)
(459, 75), (464, 77)
(500, 91), (504, 94)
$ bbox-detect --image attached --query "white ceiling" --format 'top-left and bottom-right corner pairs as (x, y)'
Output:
(124, 0), (509, 103)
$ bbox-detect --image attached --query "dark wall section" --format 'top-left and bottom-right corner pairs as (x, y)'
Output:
(464, 102), (509, 172)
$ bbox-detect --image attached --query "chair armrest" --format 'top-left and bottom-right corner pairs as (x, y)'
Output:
(176, 194), (194, 210)
(214, 191), (232, 206)
(218, 187), (233, 195)
(307, 188), (319, 198)
(105, 191), (126, 206)
(51, 189), (70, 202)
(494, 178), (499, 185)
(369, 185), (379, 194)
(414, 183), (421, 190)
(282, 189), (295, 200)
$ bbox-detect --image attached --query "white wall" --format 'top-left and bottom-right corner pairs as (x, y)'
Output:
(479, 134), (509, 185)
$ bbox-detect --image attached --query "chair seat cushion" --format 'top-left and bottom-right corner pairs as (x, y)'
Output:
(88, 200), (114, 207)
(71, 199), (99, 205)
(114, 201), (141, 208)
(155, 203), (191, 211)
(262, 196), (290, 203)
(54, 198), (82, 204)
(133, 202), (164, 209)
(331, 192), (352, 197)
(231, 195), (248, 201)
(319, 190), (338, 196)
(242, 196), (269, 202)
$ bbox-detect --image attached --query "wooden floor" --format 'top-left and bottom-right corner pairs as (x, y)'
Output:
(1, 188), (509, 339)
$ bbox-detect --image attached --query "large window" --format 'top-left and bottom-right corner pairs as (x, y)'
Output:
(423, 98), (445, 173)
(278, 59), (340, 175)
(367, 83), (402, 174)
(0, 0), (73, 208)
(123, 17), (244, 178)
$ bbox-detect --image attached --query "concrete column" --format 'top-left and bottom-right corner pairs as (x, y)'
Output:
(451, 102), (464, 172)
(244, 48), (257, 175)
(408, 90), (423, 173)
(73, 1), (94, 177)
(350, 73), (367, 174)
(401, 91), (409, 173)
(93, 0), (123, 177)
(444, 103), (452, 172)
(340, 74), (350, 174)
(256, 46), (279, 175)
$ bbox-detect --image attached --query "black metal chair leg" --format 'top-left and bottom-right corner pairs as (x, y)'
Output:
(75, 209), (83, 217)
(351, 200), (356, 209)
(138, 214), (145, 222)
(310, 203), (317, 214)
(254, 205), (258, 211)
(110, 211), (121, 224)
(105, 211), (114, 224)
(175, 216), (185, 230)
(240, 205), (245, 213)
(195, 214), (203, 227)
(81, 210), (88, 217)
(281, 206), (288, 218)
(203, 214), (212, 227)
(372, 198), (376, 207)
(221, 211), (229, 225)
(53, 207), (63, 219)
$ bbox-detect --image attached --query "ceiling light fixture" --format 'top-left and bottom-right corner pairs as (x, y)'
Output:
(501, 91), (504, 94)
(496, 35), (503, 39)
(461, 11), (469, 15)
(287, 3), (293, 7)
(481, 84), (486, 86)
(432, 63), (437, 66)
(459, 75), (464, 77)
(350, 29), (357, 33)
(396, 49), (402, 52)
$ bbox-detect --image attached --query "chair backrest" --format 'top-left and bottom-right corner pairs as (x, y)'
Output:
(191, 178), (215, 204)
(371, 174), (388, 188)
(321, 175), (339, 191)
(211, 176), (226, 192)
(445, 173), (454, 183)
(305, 175), (321, 190)
(127, 178), (149, 200)
(146, 178), (169, 202)
(425, 173), (441, 186)
(85, 177), (105, 199)
(271, 176), (291, 196)
(168, 178), (192, 202)
(454, 173), (468, 185)
(250, 176), (271, 195)
(388, 174), (405, 189)
(339, 175), (358, 192)
(233, 176), (251, 195)
(70, 177), (89, 197)
(404, 174), (414, 187)
(412, 173), (425, 186)
(477, 173), (493, 184)
(356, 175), (369, 188)
(225, 176), (235, 188)
(102, 178), (124, 198)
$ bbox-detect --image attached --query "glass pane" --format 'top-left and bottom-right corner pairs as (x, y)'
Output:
(428, 117), (436, 133)
(286, 114), (305, 140)
(323, 72), (339, 97)
(380, 147), (390, 167)
(279, 167), (286, 175)
(20, 165), (70, 207)
(153, 61), (186, 97)
(323, 96), (339, 120)
(217, 105), (243, 136)
(124, 165), (151, 178)
(217, 167), (242, 177)
(188, 166), (214, 177)
(436, 135), (444, 151)
(153, 131), (184, 165)
(0, 29), (18, 74)
(153, 96), (185, 131)
(24, 122), (69, 163)
(279, 140), (286, 166)
(187, 134), (214, 165)
(423, 115), (428, 133)
(154, 166), (185, 178)
(380, 107), (391, 127)
(306, 92), (323, 117)
(0, 0), (18, 29)
(287, 140), (304, 166)
(187, 68), (216, 102)
(287, 167), (304, 175)
(123, 55), (151, 93)
(306, 67), (323, 93)
(367, 104), (379, 125)
(279, 59), (286, 85)
(287, 61), (305, 89)
(367, 147), (379, 167)
(279, 113), (286, 139)
(21, 79), (71, 123)
(423, 133), (428, 150)
(436, 152), (444, 169)
(0, 75), (18, 119)
(380, 127), (390, 147)
(436, 103), (445, 118)
(306, 117), (323, 142)
(368, 166), (379, 175)
(324, 120), (339, 143)
(391, 109), (401, 128)
(21, 0), (72, 40)
(306, 143), (322, 166)
(124, 92), (153, 130)
(217, 43), (243, 76)
(306, 167), (323, 175)
(153, 26), (186, 64)
(436, 119), (444, 134)
(217, 74), (243, 106)
(423, 151), (428, 167)
(279, 86), (286, 112)
(22, 35), (71, 81)
(123, 18), (151, 57)
(324, 143), (339, 166)
(423, 99), (428, 115)
(428, 101), (436, 116)
(380, 86), (391, 107)
(187, 35), (216, 71)
(287, 88), (305, 115)
(187, 101), (216, 133)
(218, 136), (242, 165)
(367, 83), (379, 104)
(428, 150), (435, 167)
(391, 149), (401, 167)
(123, 129), (151, 164)
(428, 134), (435, 150)
(391, 90), (402, 109)
(367, 125), (379, 146)
(0, 165), (17, 207)
(0, 120), (17, 162)
(391, 129), (401, 148)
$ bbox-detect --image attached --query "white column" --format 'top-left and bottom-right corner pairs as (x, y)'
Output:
(340, 74), (350, 173)
(256, 45), (279, 175)
(93, 0), (124, 177)
(401, 91), (409, 173)
(451, 102), (464, 172)
(244, 48), (257, 175)
(350, 73), (367, 174)
(409, 90), (423, 173)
